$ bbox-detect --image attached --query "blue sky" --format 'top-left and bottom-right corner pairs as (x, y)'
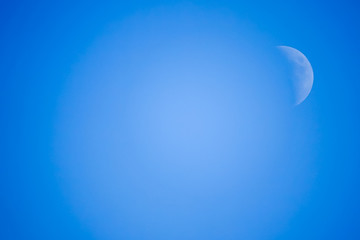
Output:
(1, 1), (360, 239)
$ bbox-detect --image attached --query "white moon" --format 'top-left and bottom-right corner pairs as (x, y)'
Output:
(278, 46), (314, 105)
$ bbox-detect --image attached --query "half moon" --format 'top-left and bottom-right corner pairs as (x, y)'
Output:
(277, 46), (314, 105)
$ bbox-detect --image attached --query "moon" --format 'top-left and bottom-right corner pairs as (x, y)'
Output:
(278, 46), (314, 105)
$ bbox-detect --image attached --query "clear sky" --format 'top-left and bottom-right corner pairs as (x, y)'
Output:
(2, 1), (360, 239)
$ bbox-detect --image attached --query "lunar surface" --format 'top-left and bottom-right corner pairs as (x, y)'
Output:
(278, 46), (314, 105)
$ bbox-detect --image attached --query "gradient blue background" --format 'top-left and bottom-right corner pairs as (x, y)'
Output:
(1, 1), (360, 239)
